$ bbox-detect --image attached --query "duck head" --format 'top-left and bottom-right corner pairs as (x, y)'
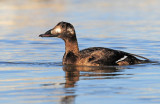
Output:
(39, 21), (76, 41)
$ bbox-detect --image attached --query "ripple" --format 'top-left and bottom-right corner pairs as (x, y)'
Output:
(0, 61), (62, 67)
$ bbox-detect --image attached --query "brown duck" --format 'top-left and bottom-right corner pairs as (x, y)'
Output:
(39, 21), (149, 66)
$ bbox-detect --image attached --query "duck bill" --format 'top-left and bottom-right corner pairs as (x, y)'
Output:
(39, 29), (58, 37)
(39, 34), (58, 37)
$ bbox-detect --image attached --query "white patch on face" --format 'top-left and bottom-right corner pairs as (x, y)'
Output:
(55, 27), (62, 33)
(67, 28), (74, 34)
(116, 56), (128, 63)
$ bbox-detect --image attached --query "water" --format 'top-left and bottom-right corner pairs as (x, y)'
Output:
(0, 0), (160, 104)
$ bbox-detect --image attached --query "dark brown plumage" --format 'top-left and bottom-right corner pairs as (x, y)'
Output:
(39, 21), (149, 66)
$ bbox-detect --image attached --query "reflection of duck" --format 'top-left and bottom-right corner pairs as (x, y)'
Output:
(39, 21), (149, 66)
(63, 65), (123, 88)
(61, 65), (122, 104)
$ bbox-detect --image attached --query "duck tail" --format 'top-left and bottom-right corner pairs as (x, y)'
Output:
(128, 53), (151, 64)
(138, 59), (151, 64)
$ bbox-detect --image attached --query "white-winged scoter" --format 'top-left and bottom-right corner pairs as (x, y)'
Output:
(39, 21), (149, 66)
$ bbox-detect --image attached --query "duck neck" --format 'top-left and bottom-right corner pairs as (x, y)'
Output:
(64, 36), (79, 55)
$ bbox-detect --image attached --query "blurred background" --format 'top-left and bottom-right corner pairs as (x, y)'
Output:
(0, 0), (160, 104)
(1, 0), (160, 39)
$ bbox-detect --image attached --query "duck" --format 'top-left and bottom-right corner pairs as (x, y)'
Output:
(39, 21), (149, 66)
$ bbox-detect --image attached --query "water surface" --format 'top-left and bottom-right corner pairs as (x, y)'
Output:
(0, 0), (160, 104)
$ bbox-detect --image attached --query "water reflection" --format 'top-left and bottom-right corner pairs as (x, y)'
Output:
(63, 65), (123, 87)
(61, 95), (75, 104)
(60, 65), (125, 104)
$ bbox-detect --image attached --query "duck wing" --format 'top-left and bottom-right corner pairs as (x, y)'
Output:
(80, 47), (145, 66)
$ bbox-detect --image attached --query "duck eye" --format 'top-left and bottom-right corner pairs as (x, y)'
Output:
(62, 25), (65, 28)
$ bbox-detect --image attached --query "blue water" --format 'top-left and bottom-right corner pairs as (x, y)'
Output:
(0, 0), (160, 104)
